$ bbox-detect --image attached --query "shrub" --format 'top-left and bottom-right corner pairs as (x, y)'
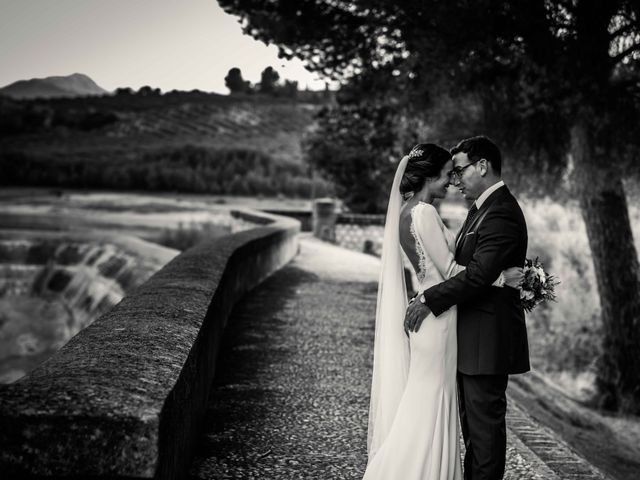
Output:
(0, 145), (331, 199)
(522, 199), (605, 379)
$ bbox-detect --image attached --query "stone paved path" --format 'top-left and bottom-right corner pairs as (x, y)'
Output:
(189, 235), (610, 479)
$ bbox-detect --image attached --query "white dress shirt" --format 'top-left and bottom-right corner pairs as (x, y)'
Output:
(475, 180), (505, 209)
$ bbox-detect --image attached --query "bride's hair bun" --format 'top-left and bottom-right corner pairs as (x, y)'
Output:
(399, 143), (451, 197)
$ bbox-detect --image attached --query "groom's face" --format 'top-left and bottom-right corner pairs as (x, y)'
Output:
(452, 152), (483, 200)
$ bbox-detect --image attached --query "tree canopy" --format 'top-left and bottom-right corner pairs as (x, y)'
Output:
(259, 66), (281, 94)
(225, 67), (251, 94)
(219, 0), (640, 169)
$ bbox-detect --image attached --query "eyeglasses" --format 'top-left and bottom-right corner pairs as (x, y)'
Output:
(450, 158), (482, 180)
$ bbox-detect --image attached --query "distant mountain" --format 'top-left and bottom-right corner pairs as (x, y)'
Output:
(0, 73), (108, 99)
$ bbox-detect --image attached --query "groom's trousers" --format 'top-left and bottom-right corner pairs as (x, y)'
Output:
(457, 373), (509, 480)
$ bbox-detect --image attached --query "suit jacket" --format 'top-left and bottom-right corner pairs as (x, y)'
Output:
(423, 186), (530, 375)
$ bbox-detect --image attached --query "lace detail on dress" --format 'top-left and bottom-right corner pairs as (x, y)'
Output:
(410, 203), (427, 284)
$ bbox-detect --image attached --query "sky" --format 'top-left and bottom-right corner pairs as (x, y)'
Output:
(0, 0), (329, 93)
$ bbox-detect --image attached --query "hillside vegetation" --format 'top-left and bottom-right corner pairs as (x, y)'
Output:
(0, 91), (332, 197)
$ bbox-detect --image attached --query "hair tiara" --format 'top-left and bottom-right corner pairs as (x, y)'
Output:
(408, 148), (423, 159)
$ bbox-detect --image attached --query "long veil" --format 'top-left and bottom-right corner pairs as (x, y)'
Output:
(367, 155), (411, 460)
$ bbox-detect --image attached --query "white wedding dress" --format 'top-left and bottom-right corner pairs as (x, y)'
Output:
(363, 201), (463, 480)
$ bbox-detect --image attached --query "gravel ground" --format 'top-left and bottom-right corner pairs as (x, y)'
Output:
(188, 236), (586, 479)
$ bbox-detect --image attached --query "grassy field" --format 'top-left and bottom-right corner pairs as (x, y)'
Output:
(1, 92), (318, 160)
(521, 198), (640, 401)
(0, 92), (333, 197)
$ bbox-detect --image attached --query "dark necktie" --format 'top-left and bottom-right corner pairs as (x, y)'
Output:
(457, 203), (478, 247)
(465, 203), (478, 226)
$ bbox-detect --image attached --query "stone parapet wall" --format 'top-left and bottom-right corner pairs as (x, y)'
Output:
(306, 198), (467, 256)
(336, 213), (385, 225)
(261, 209), (312, 231)
(0, 209), (300, 479)
(336, 222), (385, 256)
(334, 213), (385, 255)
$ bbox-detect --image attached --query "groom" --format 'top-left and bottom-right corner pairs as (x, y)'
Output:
(404, 135), (530, 480)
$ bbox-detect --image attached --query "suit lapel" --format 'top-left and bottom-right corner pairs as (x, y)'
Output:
(455, 214), (470, 248)
(455, 186), (508, 255)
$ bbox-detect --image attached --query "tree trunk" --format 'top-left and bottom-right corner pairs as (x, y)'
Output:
(571, 120), (640, 413)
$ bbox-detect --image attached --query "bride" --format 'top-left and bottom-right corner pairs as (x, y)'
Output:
(363, 144), (520, 479)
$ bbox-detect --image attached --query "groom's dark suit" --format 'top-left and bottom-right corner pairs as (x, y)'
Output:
(423, 184), (529, 480)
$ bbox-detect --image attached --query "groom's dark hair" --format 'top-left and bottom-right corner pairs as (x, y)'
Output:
(450, 135), (502, 175)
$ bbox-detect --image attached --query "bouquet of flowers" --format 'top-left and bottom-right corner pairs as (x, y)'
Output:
(520, 258), (559, 312)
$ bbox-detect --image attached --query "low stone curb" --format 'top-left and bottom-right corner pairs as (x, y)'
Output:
(506, 399), (612, 480)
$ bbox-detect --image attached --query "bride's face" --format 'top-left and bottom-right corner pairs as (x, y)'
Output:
(428, 159), (453, 199)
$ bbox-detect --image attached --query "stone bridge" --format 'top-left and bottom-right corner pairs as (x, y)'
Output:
(0, 206), (614, 479)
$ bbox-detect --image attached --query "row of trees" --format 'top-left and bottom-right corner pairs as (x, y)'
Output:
(225, 66), (311, 98)
(219, 0), (640, 414)
(0, 146), (333, 199)
(114, 86), (162, 97)
(115, 72), (307, 98)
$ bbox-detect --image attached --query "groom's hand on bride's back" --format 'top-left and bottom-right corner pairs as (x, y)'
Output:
(404, 299), (432, 334)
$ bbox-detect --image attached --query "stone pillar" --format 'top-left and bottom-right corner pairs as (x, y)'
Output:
(312, 198), (337, 243)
